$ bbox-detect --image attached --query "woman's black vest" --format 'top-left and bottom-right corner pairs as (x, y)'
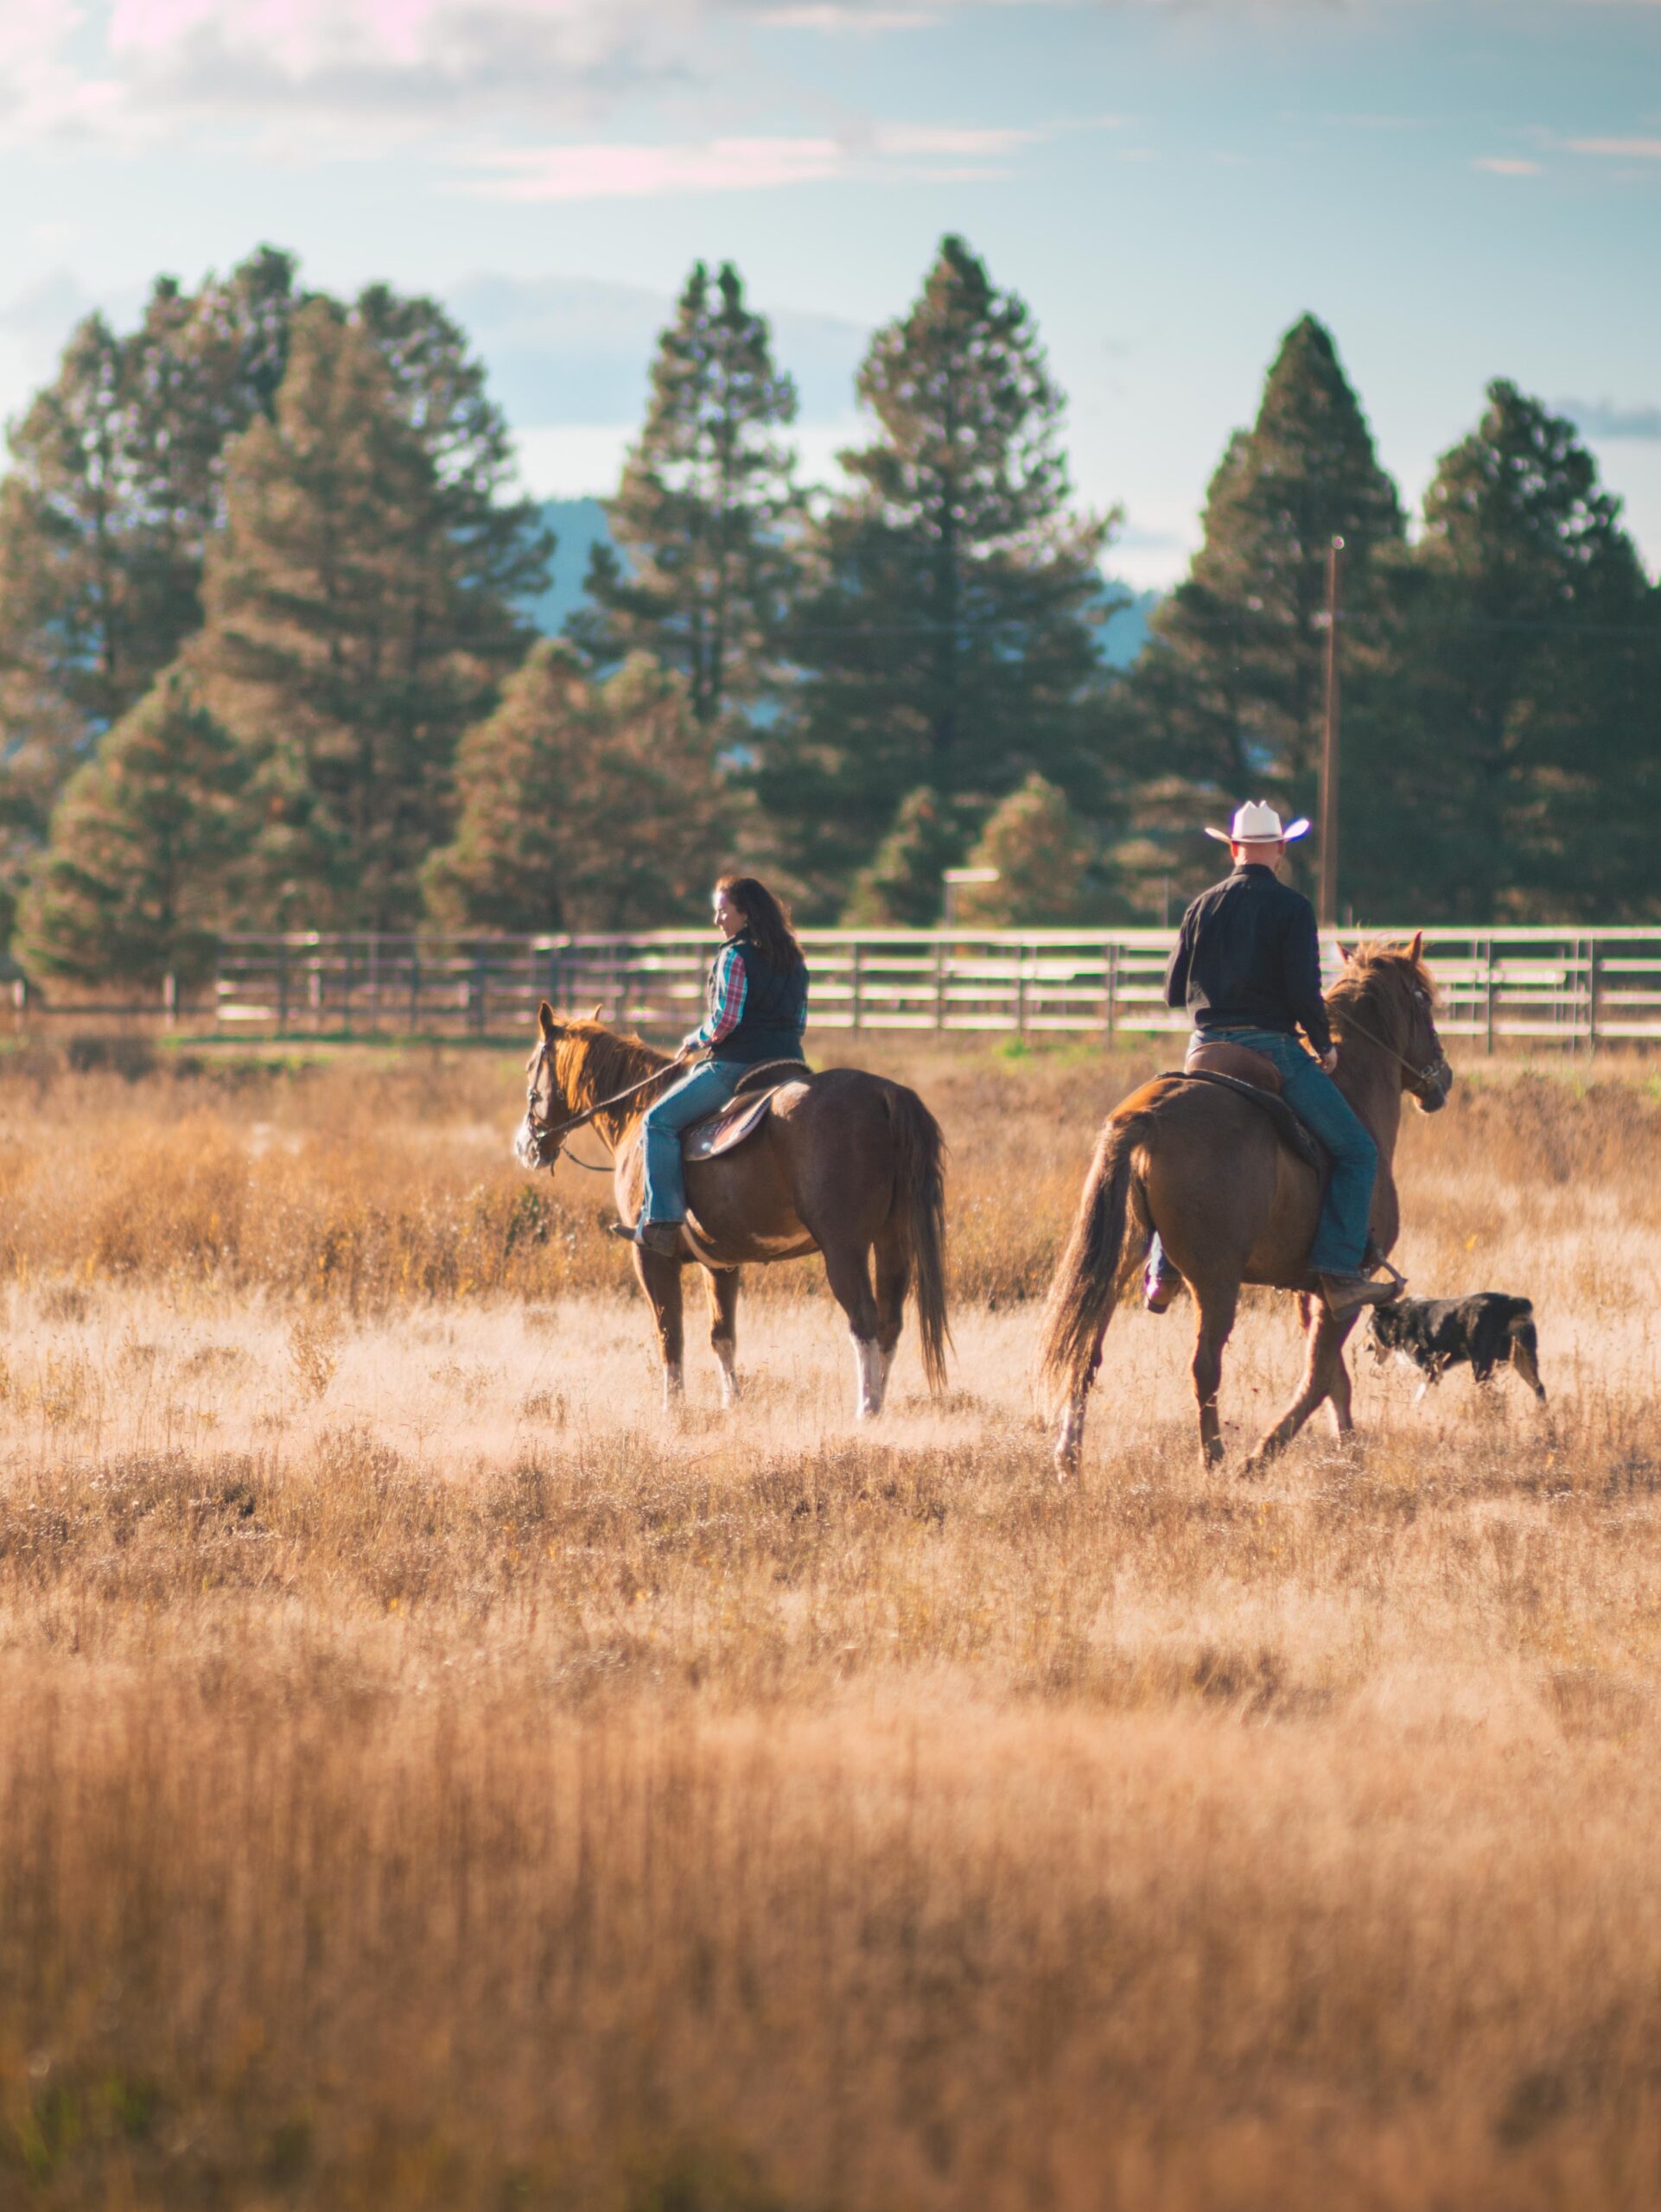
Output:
(707, 931), (808, 1065)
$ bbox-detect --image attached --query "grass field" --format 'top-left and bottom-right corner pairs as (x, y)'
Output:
(2, 1033), (1660, 2209)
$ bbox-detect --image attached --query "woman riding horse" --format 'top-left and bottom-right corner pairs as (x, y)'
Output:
(617, 874), (809, 1259)
(515, 878), (948, 1420)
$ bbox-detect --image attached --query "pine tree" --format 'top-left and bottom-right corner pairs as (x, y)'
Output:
(0, 251), (550, 939)
(16, 664), (246, 988)
(1120, 316), (1403, 904)
(197, 298), (540, 930)
(757, 236), (1113, 914)
(843, 787), (976, 926)
(1352, 384), (1661, 920)
(355, 283), (551, 630)
(571, 262), (799, 726)
(0, 251), (300, 925)
(954, 774), (1095, 925)
(423, 642), (735, 932)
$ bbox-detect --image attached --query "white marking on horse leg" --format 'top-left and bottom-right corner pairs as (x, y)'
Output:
(1054, 1395), (1086, 1479)
(852, 1336), (883, 1421)
(714, 1338), (740, 1410)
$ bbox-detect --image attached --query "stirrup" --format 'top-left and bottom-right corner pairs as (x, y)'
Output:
(1364, 1241), (1409, 1294)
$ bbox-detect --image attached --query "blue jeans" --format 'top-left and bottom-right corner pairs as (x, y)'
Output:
(1151, 1027), (1378, 1277)
(640, 1060), (746, 1224)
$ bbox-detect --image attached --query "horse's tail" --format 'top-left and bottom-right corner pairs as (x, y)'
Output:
(1036, 1113), (1151, 1416)
(886, 1084), (951, 1395)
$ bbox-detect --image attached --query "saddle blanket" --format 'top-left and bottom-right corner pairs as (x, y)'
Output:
(684, 1069), (808, 1163)
(1162, 1065), (1325, 1174)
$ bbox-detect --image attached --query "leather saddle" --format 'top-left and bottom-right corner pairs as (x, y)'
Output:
(1167, 1034), (1324, 1174)
(683, 1061), (811, 1165)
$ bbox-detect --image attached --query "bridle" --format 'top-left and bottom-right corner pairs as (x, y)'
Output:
(1332, 983), (1452, 1103)
(519, 1042), (677, 1173)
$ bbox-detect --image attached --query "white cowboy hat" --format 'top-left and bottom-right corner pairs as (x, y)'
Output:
(1204, 800), (1311, 845)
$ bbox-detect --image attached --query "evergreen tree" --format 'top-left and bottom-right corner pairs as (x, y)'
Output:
(0, 251), (550, 938)
(424, 642), (735, 932)
(1352, 384), (1661, 920)
(0, 250), (299, 923)
(355, 283), (551, 626)
(571, 262), (799, 726)
(954, 773), (1095, 925)
(16, 664), (245, 988)
(757, 236), (1113, 914)
(1121, 316), (1403, 904)
(197, 298), (538, 930)
(0, 250), (300, 746)
(843, 786), (973, 926)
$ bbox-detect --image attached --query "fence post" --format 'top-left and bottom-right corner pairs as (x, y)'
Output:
(933, 937), (947, 1031)
(1483, 938), (1495, 1055)
(277, 942), (289, 1037)
(472, 950), (487, 1038)
(1015, 941), (1028, 1034)
(1586, 934), (1600, 1054)
(850, 940), (862, 1033)
(1104, 940), (1120, 1045)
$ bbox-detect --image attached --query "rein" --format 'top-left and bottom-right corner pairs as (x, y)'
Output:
(1330, 1000), (1447, 1091)
(524, 1043), (688, 1168)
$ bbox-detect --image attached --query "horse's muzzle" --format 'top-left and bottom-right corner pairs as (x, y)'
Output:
(514, 1116), (557, 1171)
(1415, 1057), (1454, 1114)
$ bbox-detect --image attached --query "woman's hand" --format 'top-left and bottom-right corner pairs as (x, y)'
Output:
(1321, 1046), (1340, 1074)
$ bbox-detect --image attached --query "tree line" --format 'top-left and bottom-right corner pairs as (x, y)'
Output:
(0, 238), (1656, 989)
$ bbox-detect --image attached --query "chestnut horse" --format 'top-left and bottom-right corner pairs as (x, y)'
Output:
(515, 1004), (948, 1417)
(1038, 938), (1452, 1476)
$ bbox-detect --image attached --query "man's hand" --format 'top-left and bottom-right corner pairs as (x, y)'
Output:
(1321, 1046), (1340, 1075)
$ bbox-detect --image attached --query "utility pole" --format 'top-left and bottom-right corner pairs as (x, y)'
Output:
(1317, 534), (1345, 929)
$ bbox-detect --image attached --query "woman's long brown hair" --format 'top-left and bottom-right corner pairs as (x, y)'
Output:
(718, 874), (805, 973)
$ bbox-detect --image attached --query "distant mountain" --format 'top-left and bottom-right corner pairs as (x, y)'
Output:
(1100, 587), (1161, 669)
(526, 498), (613, 637)
(525, 498), (1164, 669)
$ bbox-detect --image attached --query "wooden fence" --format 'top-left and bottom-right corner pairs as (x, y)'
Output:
(210, 927), (1661, 1050)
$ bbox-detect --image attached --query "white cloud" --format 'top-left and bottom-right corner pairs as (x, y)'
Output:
(468, 136), (845, 201)
(759, 4), (939, 25)
(1472, 156), (1542, 175)
(0, 0), (1077, 150)
(1565, 135), (1661, 158)
(462, 113), (1111, 200)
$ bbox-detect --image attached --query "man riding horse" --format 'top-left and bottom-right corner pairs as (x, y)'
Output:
(1144, 800), (1402, 1321)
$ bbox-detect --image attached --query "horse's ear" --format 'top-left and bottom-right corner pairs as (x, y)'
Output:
(1338, 942), (1354, 964)
(1407, 929), (1423, 963)
(589, 1001), (604, 1021)
(538, 1001), (560, 1042)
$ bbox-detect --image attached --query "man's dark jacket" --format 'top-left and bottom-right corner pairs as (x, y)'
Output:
(1163, 864), (1332, 1056)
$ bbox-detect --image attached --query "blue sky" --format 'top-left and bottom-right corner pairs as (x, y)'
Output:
(1, 0), (1657, 588)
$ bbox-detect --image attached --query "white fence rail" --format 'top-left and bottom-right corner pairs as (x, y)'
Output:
(213, 927), (1661, 1050)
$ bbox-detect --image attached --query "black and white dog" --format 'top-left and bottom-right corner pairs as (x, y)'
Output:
(1368, 1294), (1546, 1403)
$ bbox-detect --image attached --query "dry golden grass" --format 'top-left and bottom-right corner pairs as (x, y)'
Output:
(2, 1034), (1661, 2209)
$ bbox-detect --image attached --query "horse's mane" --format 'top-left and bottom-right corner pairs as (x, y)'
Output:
(1326, 939), (1437, 1015)
(553, 1020), (672, 1118)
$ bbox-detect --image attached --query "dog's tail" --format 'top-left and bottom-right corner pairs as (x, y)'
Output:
(1505, 1304), (1547, 1402)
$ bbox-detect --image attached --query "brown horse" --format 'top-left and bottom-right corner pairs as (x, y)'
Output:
(1038, 938), (1452, 1476)
(515, 1004), (949, 1417)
